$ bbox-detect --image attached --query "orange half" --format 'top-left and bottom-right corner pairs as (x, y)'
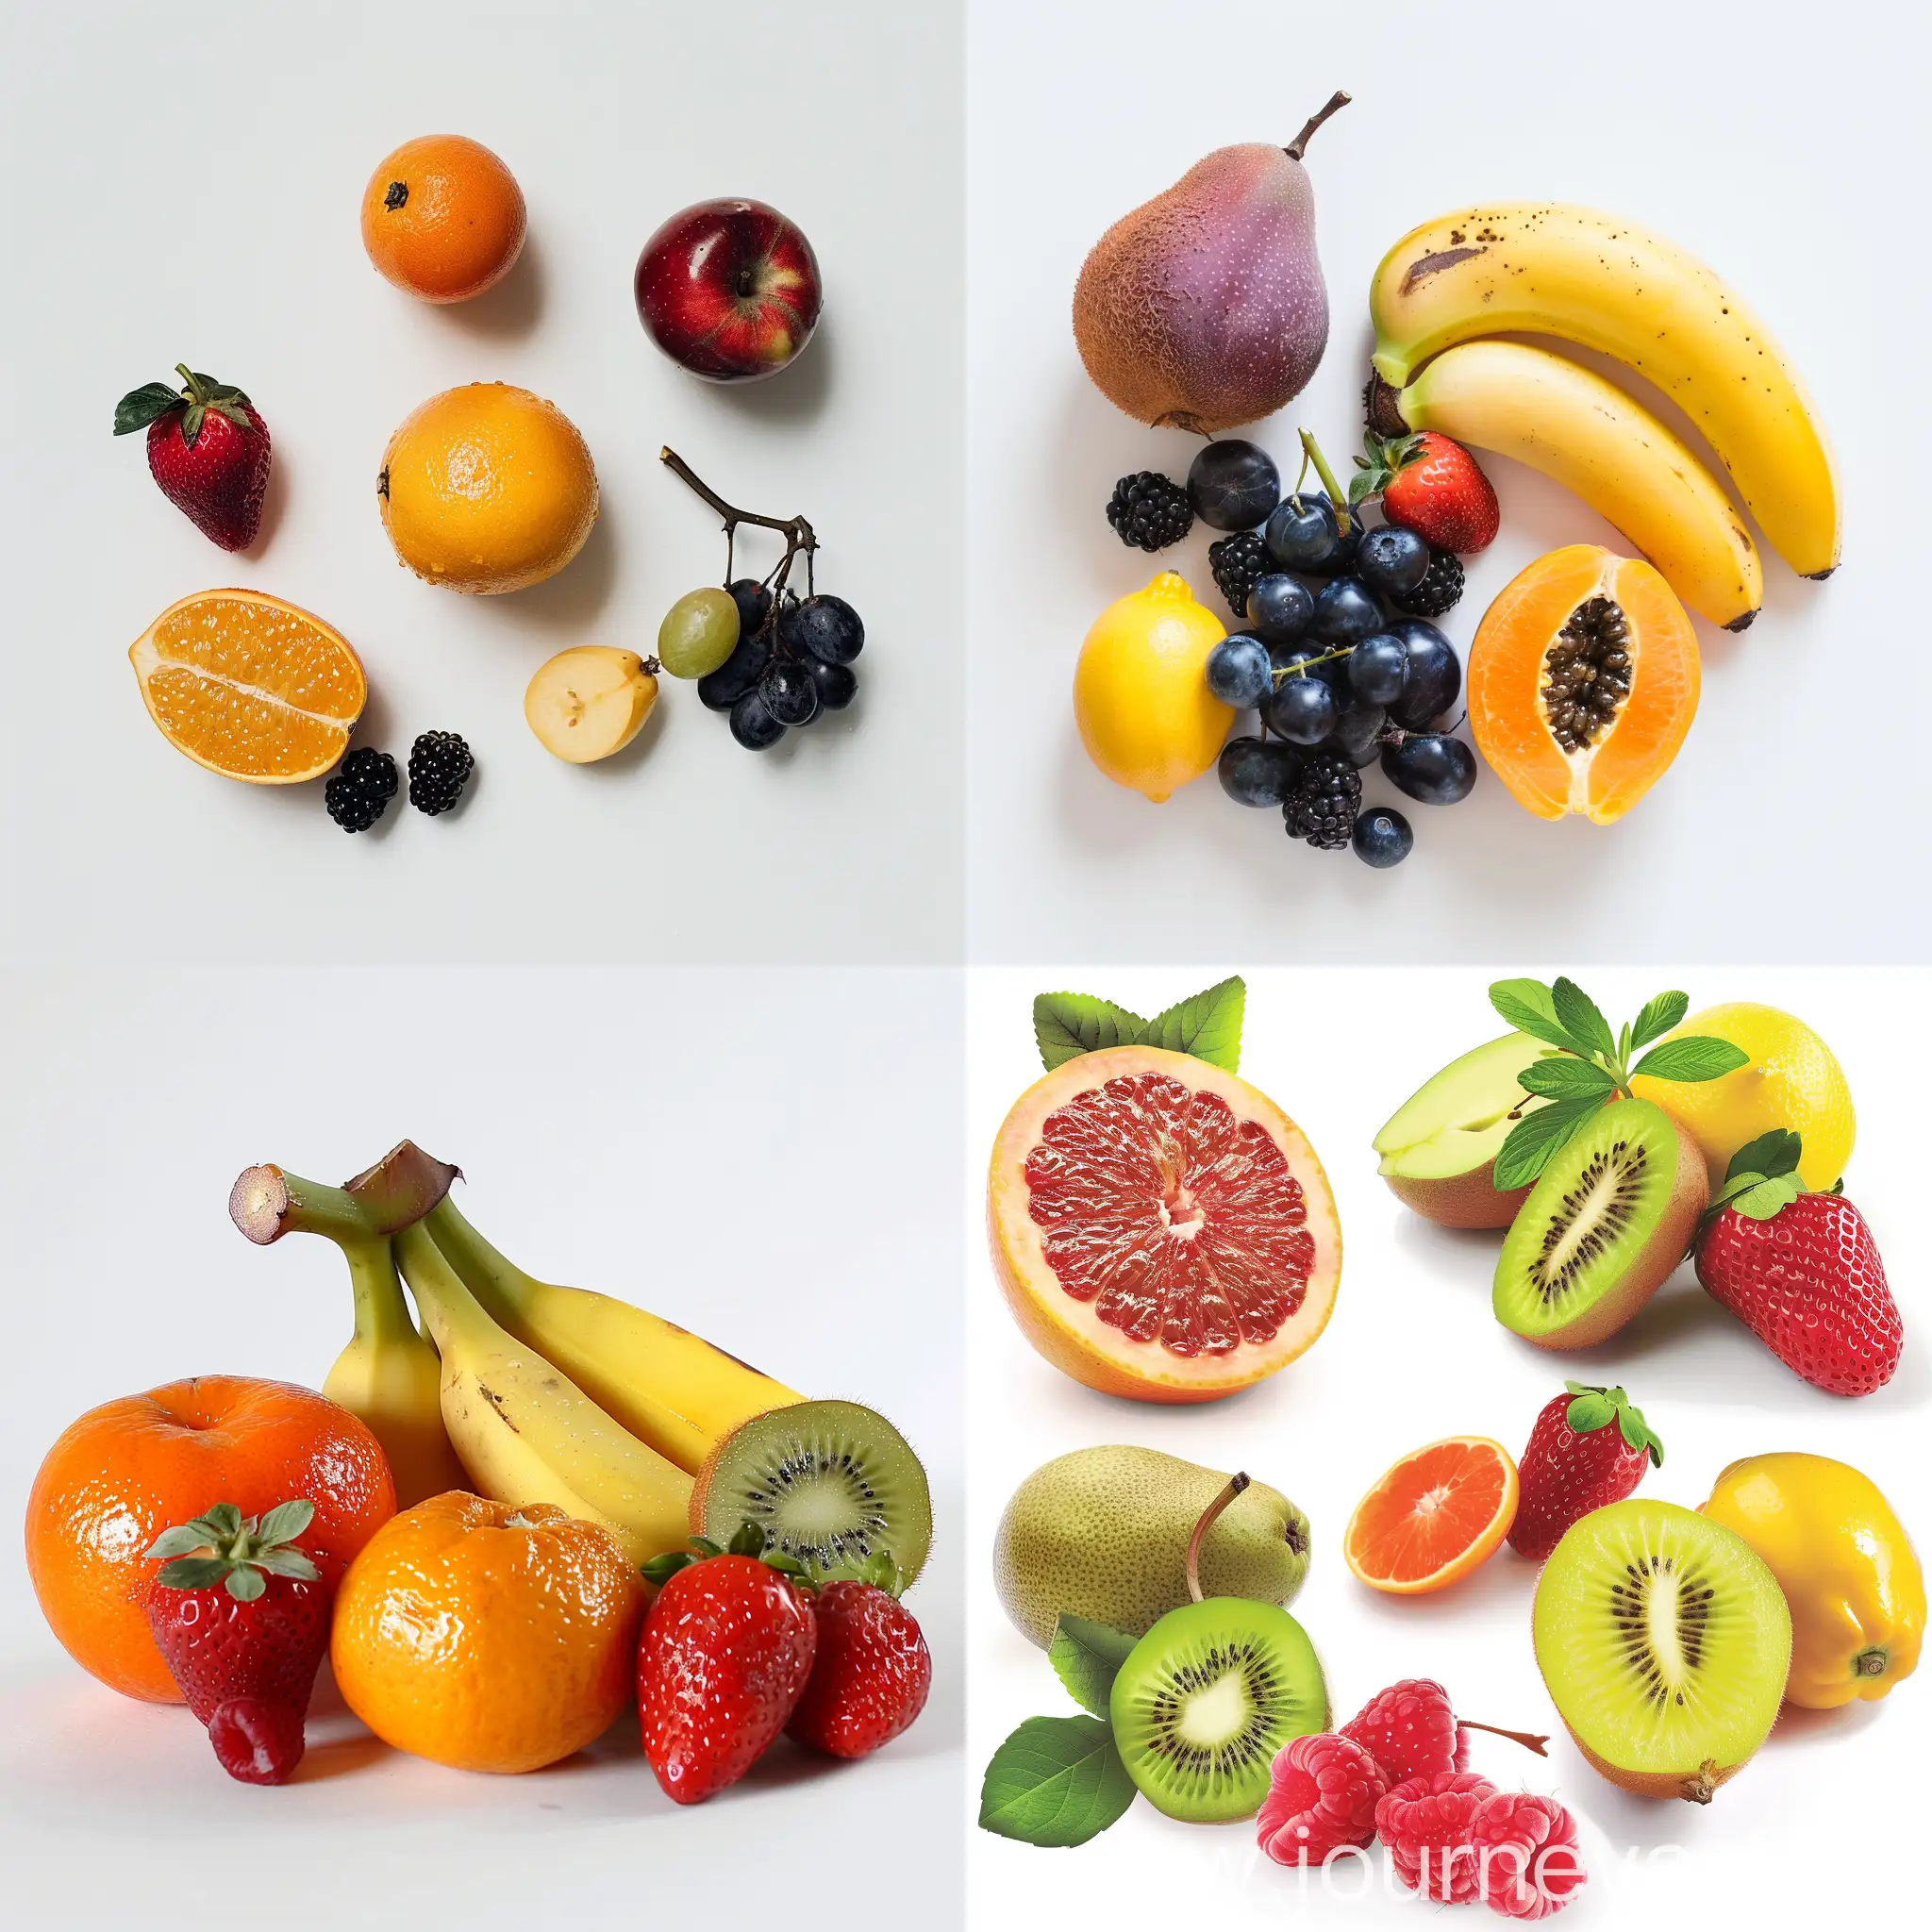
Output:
(129, 589), (366, 783)
(1344, 1436), (1518, 1594)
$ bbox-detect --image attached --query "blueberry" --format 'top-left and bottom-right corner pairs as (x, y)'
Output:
(1187, 439), (1281, 531)
(808, 658), (858, 711)
(1263, 493), (1359, 575)
(1313, 576), (1385, 644)
(1382, 732), (1477, 804)
(729, 690), (787, 749)
(1217, 735), (1303, 808)
(1352, 806), (1414, 867)
(1355, 525), (1431, 599)
(1327, 702), (1386, 763)
(698, 625), (774, 710)
(1245, 573), (1313, 645)
(779, 593), (864, 666)
(1265, 674), (1339, 745)
(726, 576), (773, 639)
(760, 658), (820, 727)
(1349, 633), (1410, 707)
(1386, 619), (1461, 728)
(1206, 633), (1273, 708)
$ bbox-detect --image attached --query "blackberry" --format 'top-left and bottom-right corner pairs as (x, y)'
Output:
(1283, 750), (1361, 851)
(1208, 529), (1270, 619)
(407, 731), (473, 815)
(1106, 471), (1192, 552)
(325, 747), (398, 834)
(1393, 547), (1465, 617)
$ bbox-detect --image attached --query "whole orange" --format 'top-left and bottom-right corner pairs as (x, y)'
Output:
(331, 1493), (645, 1774)
(360, 134), (526, 304)
(25, 1377), (395, 1703)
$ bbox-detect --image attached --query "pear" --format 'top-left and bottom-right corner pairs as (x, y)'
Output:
(1073, 92), (1348, 435)
(992, 1445), (1309, 1649)
(525, 646), (657, 763)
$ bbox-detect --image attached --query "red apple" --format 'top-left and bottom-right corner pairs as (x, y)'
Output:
(633, 198), (822, 383)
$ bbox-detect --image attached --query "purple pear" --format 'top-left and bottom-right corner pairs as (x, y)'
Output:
(1073, 92), (1348, 435)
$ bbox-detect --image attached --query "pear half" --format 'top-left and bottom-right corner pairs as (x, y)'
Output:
(1374, 1032), (1552, 1228)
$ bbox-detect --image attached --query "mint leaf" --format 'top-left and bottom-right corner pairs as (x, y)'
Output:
(1725, 1130), (1801, 1186)
(1488, 979), (1589, 1056)
(978, 1715), (1137, 1848)
(1142, 977), (1244, 1072)
(1630, 991), (1690, 1051)
(1047, 1616), (1137, 1719)
(1033, 992), (1148, 1072)
(1492, 1093), (1606, 1191)
(1730, 1174), (1804, 1221)
(1628, 1037), (1750, 1084)
(1516, 1058), (1618, 1100)
(1550, 977), (1616, 1062)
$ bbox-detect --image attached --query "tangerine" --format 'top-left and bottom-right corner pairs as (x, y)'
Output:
(25, 1377), (394, 1702)
(360, 135), (526, 305)
(330, 1492), (646, 1774)
(1344, 1436), (1518, 1594)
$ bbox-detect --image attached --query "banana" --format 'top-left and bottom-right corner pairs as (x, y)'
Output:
(1370, 203), (1840, 578)
(1370, 341), (1763, 630)
(394, 1223), (692, 1566)
(422, 1196), (804, 1476)
(322, 1237), (472, 1509)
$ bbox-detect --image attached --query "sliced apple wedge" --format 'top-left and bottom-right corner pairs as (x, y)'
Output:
(525, 646), (658, 763)
(1374, 1032), (1554, 1228)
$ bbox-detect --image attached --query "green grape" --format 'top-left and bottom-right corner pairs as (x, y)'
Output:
(657, 587), (741, 679)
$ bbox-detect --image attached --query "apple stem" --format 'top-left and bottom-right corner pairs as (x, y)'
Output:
(660, 447), (818, 601)
(1185, 1473), (1249, 1603)
(1285, 91), (1351, 161)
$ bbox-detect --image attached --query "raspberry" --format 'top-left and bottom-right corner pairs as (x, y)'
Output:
(1341, 1678), (1469, 1787)
(1255, 1733), (1387, 1866)
(208, 1696), (305, 1786)
(1375, 1771), (1496, 1904)
(1471, 1791), (1586, 1920)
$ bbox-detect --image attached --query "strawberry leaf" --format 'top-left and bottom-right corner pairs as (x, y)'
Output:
(1550, 977), (1616, 1062)
(155, 1556), (228, 1591)
(640, 1551), (696, 1588)
(251, 1547), (321, 1581)
(255, 1499), (315, 1547)
(1730, 1174), (1804, 1221)
(1033, 992), (1148, 1071)
(144, 1524), (210, 1560)
(224, 1564), (266, 1603)
(1628, 1037), (1750, 1084)
(1492, 1092), (1606, 1191)
(113, 381), (186, 436)
(1629, 991), (1690, 1051)
(1564, 1391), (1616, 1433)
(1725, 1130), (1802, 1186)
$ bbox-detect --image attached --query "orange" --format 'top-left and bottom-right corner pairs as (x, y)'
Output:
(25, 1377), (395, 1703)
(331, 1493), (646, 1774)
(360, 134), (526, 305)
(1344, 1436), (1518, 1595)
(378, 383), (598, 595)
(129, 589), (367, 783)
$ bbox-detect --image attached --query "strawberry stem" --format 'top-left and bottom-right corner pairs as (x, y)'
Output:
(1185, 1473), (1249, 1603)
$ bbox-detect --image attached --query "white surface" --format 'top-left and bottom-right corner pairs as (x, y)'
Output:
(966, 967), (1927, 1926)
(965, 0), (1929, 961)
(0, 0), (963, 964)
(0, 967), (964, 1927)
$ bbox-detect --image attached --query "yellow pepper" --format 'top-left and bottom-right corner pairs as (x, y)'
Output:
(1702, 1452), (1923, 1709)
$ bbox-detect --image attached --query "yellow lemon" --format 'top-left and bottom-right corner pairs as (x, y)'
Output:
(1631, 1002), (1853, 1191)
(379, 383), (598, 594)
(1074, 573), (1230, 802)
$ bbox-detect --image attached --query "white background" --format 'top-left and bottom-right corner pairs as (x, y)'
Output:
(965, 0), (1930, 961)
(0, 967), (964, 1927)
(0, 1), (963, 964)
(966, 967), (1926, 1926)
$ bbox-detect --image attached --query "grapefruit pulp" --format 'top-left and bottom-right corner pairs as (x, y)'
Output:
(988, 1046), (1341, 1402)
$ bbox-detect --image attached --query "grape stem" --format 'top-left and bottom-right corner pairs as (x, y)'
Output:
(659, 447), (817, 600)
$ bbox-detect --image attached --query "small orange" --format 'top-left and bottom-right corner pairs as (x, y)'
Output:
(331, 1493), (645, 1774)
(25, 1377), (395, 1703)
(360, 134), (526, 304)
(129, 589), (367, 782)
(1344, 1436), (1519, 1595)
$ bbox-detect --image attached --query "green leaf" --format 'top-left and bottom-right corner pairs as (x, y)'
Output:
(1141, 977), (1245, 1072)
(1033, 992), (1148, 1072)
(1564, 1391), (1616, 1433)
(224, 1564), (266, 1603)
(1628, 1037), (1750, 1084)
(1516, 1058), (1618, 1100)
(727, 1521), (768, 1558)
(155, 1557), (228, 1591)
(255, 1499), (315, 1547)
(1629, 991), (1690, 1051)
(1492, 1093), (1606, 1191)
(1550, 977), (1616, 1063)
(1730, 1174), (1804, 1221)
(1047, 1617), (1138, 1719)
(143, 1524), (210, 1560)
(1488, 979), (1589, 1057)
(198, 1504), (243, 1543)
(1725, 1130), (1802, 1186)
(113, 381), (184, 436)
(251, 1547), (321, 1581)
(978, 1715), (1137, 1848)
(640, 1551), (696, 1588)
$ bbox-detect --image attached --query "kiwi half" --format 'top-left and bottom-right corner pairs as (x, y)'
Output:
(1493, 1097), (1706, 1348)
(1534, 1498), (1790, 1804)
(690, 1399), (932, 1585)
(1108, 1597), (1327, 1822)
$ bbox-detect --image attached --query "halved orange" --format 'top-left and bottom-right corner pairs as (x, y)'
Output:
(1344, 1436), (1518, 1594)
(129, 589), (366, 783)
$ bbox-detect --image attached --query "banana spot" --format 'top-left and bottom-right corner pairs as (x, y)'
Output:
(1401, 244), (1487, 294)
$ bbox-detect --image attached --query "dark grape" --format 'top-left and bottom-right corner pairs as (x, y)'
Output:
(697, 625), (774, 710)
(729, 690), (786, 749)
(1206, 634), (1273, 708)
(780, 593), (864, 666)
(1263, 493), (1359, 575)
(1313, 576), (1385, 644)
(726, 576), (774, 638)
(1217, 735), (1303, 808)
(760, 658), (820, 726)
(1265, 674), (1338, 745)
(808, 658), (857, 710)
(1386, 619), (1461, 729)
(1382, 732), (1477, 804)
(1349, 633), (1410, 707)
(1245, 574), (1314, 645)
(1327, 701), (1386, 762)
(1187, 440), (1281, 531)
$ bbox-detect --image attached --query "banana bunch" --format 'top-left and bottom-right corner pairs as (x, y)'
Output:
(229, 1142), (804, 1565)
(1369, 204), (1840, 627)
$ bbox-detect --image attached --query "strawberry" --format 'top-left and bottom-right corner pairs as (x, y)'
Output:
(1509, 1382), (1663, 1561)
(1694, 1130), (1901, 1396)
(638, 1528), (817, 1805)
(787, 1557), (931, 1759)
(1354, 430), (1499, 553)
(114, 363), (273, 550)
(142, 1498), (329, 1785)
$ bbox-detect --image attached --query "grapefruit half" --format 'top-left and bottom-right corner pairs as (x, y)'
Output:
(988, 1046), (1341, 1402)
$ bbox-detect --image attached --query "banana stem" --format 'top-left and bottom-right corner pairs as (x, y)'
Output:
(393, 1222), (488, 1355)
(343, 1238), (424, 1347)
(423, 1195), (540, 1297)
(1185, 1473), (1250, 1603)
(231, 1144), (457, 1247)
